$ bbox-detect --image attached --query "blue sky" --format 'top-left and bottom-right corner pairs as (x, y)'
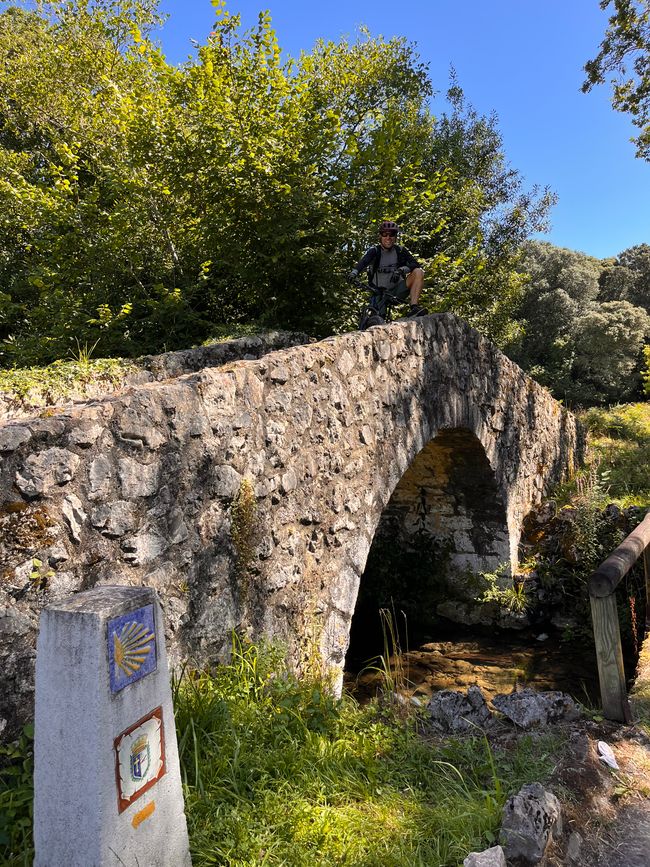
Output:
(157, 0), (648, 260)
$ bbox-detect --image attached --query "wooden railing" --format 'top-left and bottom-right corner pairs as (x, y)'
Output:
(588, 511), (650, 722)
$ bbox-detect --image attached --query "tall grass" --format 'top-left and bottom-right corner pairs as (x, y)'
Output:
(174, 637), (560, 866)
(355, 606), (411, 701)
(580, 402), (650, 509)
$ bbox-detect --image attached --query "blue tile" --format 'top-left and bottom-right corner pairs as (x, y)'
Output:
(107, 604), (157, 693)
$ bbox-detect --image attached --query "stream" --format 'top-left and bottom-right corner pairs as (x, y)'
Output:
(344, 625), (601, 706)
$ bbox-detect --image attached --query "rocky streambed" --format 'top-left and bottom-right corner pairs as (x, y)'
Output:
(345, 626), (600, 707)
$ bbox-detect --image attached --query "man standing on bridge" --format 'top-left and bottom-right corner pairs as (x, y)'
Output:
(347, 220), (427, 321)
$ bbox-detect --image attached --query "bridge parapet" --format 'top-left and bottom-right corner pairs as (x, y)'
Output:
(0, 314), (581, 737)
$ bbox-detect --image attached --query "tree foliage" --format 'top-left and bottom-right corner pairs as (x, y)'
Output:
(507, 240), (650, 405)
(583, 0), (650, 159)
(0, 0), (552, 365)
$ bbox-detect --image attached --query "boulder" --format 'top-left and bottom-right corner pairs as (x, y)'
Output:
(463, 845), (506, 866)
(492, 688), (581, 729)
(427, 685), (492, 733)
(500, 783), (562, 865)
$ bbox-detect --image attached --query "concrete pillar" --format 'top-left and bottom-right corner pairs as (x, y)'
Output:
(34, 586), (191, 866)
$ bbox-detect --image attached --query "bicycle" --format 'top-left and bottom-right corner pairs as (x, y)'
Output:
(352, 277), (426, 331)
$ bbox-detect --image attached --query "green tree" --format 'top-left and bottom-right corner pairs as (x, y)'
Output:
(410, 81), (555, 344)
(507, 241), (650, 405)
(598, 244), (650, 312)
(506, 241), (602, 384)
(0, 0), (554, 365)
(583, 0), (650, 159)
(0, 0), (204, 363)
(570, 300), (650, 403)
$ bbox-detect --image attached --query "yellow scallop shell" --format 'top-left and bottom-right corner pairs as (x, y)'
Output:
(113, 621), (155, 677)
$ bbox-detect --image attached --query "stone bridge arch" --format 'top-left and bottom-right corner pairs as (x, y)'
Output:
(343, 425), (513, 671)
(0, 314), (581, 734)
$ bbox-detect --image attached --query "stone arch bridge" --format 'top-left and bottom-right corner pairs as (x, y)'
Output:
(0, 315), (581, 736)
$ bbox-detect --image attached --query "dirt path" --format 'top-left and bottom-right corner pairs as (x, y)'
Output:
(584, 804), (650, 866)
(539, 721), (650, 866)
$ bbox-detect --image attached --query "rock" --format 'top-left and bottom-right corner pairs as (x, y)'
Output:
(28, 419), (66, 439)
(427, 686), (492, 733)
(91, 501), (138, 538)
(375, 339), (391, 360)
(168, 508), (189, 545)
(121, 529), (168, 566)
(15, 448), (80, 497)
(0, 425), (31, 452)
(46, 570), (78, 597)
(118, 457), (160, 498)
(360, 425), (374, 446)
(269, 363), (289, 383)
(67, 422), (103, 448)
(212, 465), (242, 499)
(500, 783), (562, 865)
(566, 831), (583, 863)
(550, 612), (576, 631)
(117, 407), (166, 449)
(463, 845), (506, 867)
(280, 469), (298, 494)
(47, 544), (69, 566)
(492, 689), (581, 729)
(337, 350), (354, 377)
(62, 494), (87, 543)
(0, 605), (33, 638)
(88, 455), (113, 497)
(436, 599), (497, 627)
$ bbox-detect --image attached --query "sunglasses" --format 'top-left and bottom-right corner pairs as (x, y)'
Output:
(380, 231), (397, 237)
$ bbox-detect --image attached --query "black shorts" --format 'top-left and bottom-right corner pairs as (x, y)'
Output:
(390, 278), (410, 302)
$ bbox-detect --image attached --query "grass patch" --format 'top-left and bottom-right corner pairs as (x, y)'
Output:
(0, 357), (137, 408)
(0, 725), (33, 866)
(0, 323), (302, 413)
(556, 403), (650, 510)
(174, 638), (561, 866)
(201, 322), (285, 345)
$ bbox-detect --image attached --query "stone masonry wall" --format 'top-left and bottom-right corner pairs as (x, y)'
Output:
(0, 314), (582, 739)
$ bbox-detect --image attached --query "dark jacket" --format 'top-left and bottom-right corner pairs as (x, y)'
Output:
(353, 244), (421, 285)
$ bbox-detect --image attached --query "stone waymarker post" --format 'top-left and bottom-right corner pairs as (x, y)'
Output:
(34, 586), (191, 866)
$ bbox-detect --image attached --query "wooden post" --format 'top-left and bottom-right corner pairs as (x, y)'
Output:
(590, 593), (632, 723)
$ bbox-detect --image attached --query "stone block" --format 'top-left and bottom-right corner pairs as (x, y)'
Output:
(0, 424), (31, 452)
(16, 448), (80, 497)
(62, 494), (87, 543)
(117, 407), (166, 449)
(118, 457), (160, 498)
(89, 454), (113, 497)
(427, 685), (492, 733)
(92, 501), (138, 538)
(492, 689), (582, 729)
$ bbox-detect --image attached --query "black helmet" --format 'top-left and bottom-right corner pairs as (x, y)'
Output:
(379, 220), (399, 236)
